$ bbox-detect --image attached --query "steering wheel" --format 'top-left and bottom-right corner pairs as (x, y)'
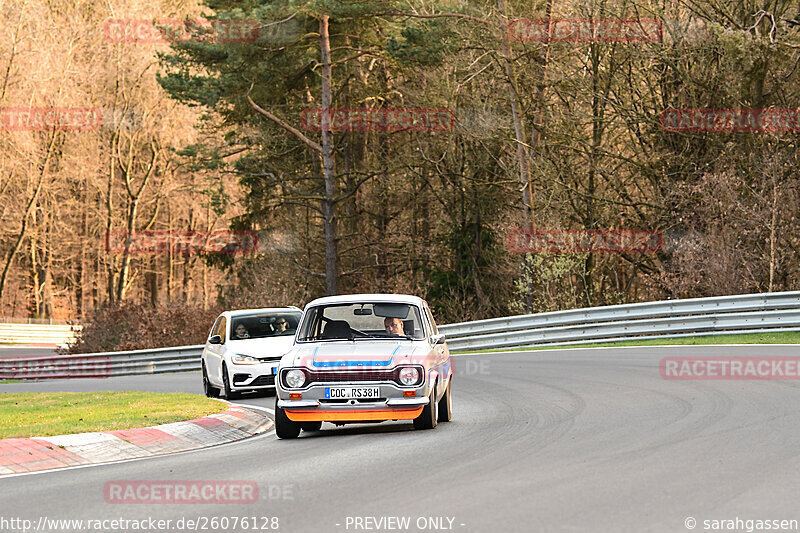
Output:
(349, 327), (371, 338)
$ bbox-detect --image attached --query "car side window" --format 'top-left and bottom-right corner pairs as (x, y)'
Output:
(297, 307), (322, 341)
(416, 306), (431, 338)
(209, 316), (222, 339)
(424, 304), (439, 335)
(214, 316), (227, 343)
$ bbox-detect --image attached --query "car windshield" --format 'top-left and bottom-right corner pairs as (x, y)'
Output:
(297, 303), (425, 341)
(230, 312), (301, 340)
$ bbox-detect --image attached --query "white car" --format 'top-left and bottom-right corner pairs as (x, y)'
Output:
(201, 307), (302, 399)
(274, 294), (452, 438)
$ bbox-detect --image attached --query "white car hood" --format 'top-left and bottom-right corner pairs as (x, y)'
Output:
(228, 336), (295, 359)
(288, 341), (427, 369)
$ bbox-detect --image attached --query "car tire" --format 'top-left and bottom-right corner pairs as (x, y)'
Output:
(413, 388), (438, 430)
(437, 379), (452, 422)
(274, 397), (301, 439)
(299, 421), (322, 432)
(222, 364), (240, 400)
(202, 363), (220, 398)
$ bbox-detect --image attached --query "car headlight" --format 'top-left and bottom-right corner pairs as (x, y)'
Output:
(232, 354), (260, 365)
(284, 369), (306, 388)
(398, 366), (420, 386)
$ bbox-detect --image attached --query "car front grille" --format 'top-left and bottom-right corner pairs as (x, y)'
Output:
(307, 370), (396, 384)
(251, 375), (276, 386)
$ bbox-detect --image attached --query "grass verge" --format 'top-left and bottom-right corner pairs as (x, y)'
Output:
(0, 391), (227, 439)
(454, 331), (800, 355)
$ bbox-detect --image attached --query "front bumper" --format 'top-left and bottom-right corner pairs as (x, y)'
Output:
(278, 383), (429, 422)
(230, 363), (279, 390)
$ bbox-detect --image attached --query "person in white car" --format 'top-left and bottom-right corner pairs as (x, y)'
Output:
(202, 307), (303, 400)
(234, 323), (250, 339)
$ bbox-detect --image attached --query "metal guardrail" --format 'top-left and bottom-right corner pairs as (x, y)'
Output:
(439, 291), (800, 351)
(0, 345), (202, 379)
(2, 291), (799, 379)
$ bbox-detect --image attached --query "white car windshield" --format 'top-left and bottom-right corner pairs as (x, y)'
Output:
(297, 303), (425, 341)
(230, 312), (301, 340)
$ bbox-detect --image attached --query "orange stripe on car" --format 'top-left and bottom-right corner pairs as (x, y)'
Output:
(285, 407), (423, 422)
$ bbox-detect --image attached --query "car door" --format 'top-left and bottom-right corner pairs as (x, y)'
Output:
(203, 316), (221, 382)
(424, 303), (449, 399)
(206, 315), (227, 385)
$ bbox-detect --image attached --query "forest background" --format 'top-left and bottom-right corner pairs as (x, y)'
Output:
(1, 0), (798, 351)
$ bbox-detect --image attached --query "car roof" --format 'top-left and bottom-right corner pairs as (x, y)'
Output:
(226, 307), (302, 318)
(304, 293), (426, 309)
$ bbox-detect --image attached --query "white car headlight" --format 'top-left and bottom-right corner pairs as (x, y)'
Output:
(232, 354), (260, 365)
(285, 369), (306, 388)
(398, 366), (420, 386)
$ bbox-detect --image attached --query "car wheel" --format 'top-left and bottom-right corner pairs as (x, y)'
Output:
(437, 379), (452, 422)
(202, 363), (220, 398)
(222, 364), (240, 400)
(300, 421), (322, 432)
(274, 397), (301, 439)
(413, 388), (438, 430)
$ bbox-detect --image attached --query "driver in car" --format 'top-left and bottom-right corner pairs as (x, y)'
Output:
(234, 324), (250, 339)
(274, 317), (289, 333)
(383, 317), (405, 336)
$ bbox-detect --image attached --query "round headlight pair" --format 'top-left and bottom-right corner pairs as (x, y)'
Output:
(284, 369), (306, 388)
(398, 366), (420, 386)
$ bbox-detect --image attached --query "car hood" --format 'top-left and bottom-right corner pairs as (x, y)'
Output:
(227, 336), (295, 359)
(286, 341), (427, 369)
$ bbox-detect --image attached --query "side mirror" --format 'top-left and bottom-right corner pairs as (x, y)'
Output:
(431, 334), (446, 345)
(208, 335), (223, 345)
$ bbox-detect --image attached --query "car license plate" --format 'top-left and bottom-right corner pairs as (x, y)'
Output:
(325, 387), (381, 399)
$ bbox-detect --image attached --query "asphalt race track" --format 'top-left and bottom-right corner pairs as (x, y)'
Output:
(3, 345), (800, 532)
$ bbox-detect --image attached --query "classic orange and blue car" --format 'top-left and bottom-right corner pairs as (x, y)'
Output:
(274, 294), (453, 438)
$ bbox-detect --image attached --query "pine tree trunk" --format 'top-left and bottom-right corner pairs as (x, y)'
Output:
(319, 14), (339, 295)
